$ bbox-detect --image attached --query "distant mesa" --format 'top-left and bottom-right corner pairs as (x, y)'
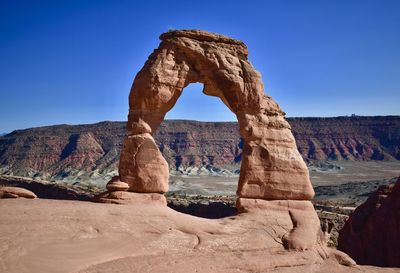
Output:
(1, 115), (399, 184)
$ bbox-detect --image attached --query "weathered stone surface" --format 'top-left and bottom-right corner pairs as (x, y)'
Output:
(0, 199), (374, 273)
(106, 176), (129, 192)
(119, 133), (169, 193)
(119, 29), (314, 199)
(0, 186), (37, 199)
(237, 198), (322, 250)
(94, 191), (167, 205)
(106, 181), (129, 192)
(338, 176), (400, 267)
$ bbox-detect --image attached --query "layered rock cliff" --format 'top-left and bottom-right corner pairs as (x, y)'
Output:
(0, 116), (399, 180)
(291, 116), (400, 161)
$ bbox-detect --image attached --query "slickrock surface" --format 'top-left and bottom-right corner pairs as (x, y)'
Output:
(94, 191), (167, 205)
(0, 186), (37, 199)
(2, 198), (397, 273)
(338, 176), (400, 267)
(119, 29), (314, 200)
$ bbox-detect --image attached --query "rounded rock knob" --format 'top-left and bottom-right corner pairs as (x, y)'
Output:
(106, 177), (129, 192)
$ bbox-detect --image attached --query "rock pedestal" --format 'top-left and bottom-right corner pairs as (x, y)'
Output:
(97, 176), (167, 205)
(106, 176), (129, 192)
(95, 191), (167, 206)
(119, 134), (169, 193)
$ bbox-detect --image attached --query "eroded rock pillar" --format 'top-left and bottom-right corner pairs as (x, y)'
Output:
(119, 132), (169, 193)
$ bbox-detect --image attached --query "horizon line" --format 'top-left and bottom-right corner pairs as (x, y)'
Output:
(2, 115), (399, 134)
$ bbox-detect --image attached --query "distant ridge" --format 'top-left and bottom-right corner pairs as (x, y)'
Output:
(0, 116), (399, 180)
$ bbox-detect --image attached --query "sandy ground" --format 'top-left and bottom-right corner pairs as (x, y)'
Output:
(168, 161), (400, 196)
(1, 198), (399, 273)
(309, 161), (400, 186)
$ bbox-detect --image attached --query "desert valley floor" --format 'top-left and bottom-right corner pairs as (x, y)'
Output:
(169, 161), (400, 201)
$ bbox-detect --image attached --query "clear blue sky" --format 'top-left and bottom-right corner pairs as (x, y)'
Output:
(1, 0), (399, 132)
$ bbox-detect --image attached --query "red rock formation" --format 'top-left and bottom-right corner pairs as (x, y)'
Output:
(106, 176), (129, 192)
(94, 191), (167, 205)
(118, 29), (314, 200)
(338, 176), (400, 267)
(237, 198), (322, 250)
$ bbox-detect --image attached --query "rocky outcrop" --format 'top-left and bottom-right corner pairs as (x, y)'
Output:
(118, 29), (313, 200)
(0, 175), (93, 201)
(0, 186), (37, 199)
(338, 176), (400, 267)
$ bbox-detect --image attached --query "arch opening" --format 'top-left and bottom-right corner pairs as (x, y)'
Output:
(155, 83), (241, 218)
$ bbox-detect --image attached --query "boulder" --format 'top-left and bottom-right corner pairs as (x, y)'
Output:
(338, 176), (400, 267)
(0, 186), (37, 199)
(106, 176), (129, 192)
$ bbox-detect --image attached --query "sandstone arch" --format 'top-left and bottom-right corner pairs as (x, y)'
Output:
(118, 30), (314, 201)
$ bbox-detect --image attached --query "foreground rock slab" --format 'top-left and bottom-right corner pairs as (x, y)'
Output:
(1, 199), (397, 273)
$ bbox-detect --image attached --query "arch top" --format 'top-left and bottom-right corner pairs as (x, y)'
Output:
(160, 29), (248, 50)
(128, 29), (283, 129)
(118, 29), (315, 201)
